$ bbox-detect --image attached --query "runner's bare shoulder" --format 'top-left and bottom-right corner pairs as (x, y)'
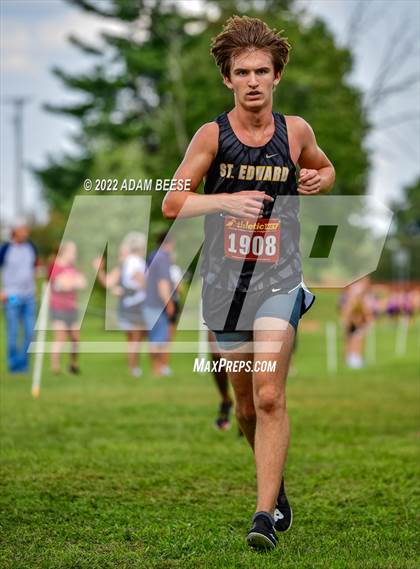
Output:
(284, 115), (313, 135)
(188, 121), (219, 159)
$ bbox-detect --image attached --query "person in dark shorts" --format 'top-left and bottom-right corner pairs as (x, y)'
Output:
(163, 16), (335, 549)
(49, 241), (86, 374)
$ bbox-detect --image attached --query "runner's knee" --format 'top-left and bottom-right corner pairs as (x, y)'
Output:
(255, 385), (285, 415)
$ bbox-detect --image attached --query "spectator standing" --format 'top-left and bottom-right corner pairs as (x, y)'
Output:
(0, 219), (37, 373)
(144, 232), (175, 376)
(49, 241), (86, 374)
(94, 232), (146, 377)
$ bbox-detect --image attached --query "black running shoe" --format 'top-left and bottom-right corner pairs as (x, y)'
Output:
(214, 400), (232, 431)
(274, 477), (293, 532)
(246, 511), (278, 550)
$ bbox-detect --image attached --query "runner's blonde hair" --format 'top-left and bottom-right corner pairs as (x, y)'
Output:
(211, 15), (291, 78)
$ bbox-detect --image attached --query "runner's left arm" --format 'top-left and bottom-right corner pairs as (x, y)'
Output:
(296, 120), (335, 195)
(162, 123), (272, 219)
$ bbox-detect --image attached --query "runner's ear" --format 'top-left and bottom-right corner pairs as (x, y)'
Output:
(223, 75), (234, 90)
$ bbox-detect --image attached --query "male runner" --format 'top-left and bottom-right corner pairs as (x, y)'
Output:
(162, 16), (335, 550)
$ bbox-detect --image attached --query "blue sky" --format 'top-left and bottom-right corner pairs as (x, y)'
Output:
(1, 0), (419, 226)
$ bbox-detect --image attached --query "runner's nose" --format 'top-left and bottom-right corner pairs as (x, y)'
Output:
(248, 73), (259, 88)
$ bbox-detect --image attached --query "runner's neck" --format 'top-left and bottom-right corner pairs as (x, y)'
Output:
(228, 106), (275, 143)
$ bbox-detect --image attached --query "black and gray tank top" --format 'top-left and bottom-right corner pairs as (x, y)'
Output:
(200, 111), (302, 293)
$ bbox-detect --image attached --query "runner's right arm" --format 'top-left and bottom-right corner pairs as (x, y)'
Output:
(162, 123), (272, 220)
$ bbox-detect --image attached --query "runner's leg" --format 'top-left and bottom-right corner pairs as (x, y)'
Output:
(220, 342), (256, 448)
(252, 319), (295, 515)
(213, 356), (231, 403)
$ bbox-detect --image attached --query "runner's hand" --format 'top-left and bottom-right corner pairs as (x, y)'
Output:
(221, 191), (273, 219)
(298, 169), (321, 194)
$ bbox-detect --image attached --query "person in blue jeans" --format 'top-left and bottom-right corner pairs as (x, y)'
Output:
(0, 220), (37, 373)
(144, 232), (175, 376)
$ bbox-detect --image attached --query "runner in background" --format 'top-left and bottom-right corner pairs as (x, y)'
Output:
(341, 277), (374, 369)
(208, 330), (234, 430)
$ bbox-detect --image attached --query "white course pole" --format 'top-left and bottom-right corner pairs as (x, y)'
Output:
(31, 282), (49, 398)
(395, 315), (409, 357)
(326, 321), (337, 374)
(198, 297), (208, 361)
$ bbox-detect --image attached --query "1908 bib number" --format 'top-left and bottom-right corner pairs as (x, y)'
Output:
(224, 217), (280, 263)
(227, 233), (277, 256)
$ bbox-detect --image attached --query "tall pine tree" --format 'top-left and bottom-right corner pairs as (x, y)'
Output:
(35, 0), (369, 221)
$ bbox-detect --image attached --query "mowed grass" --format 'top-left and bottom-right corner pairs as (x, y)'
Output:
(0, 291), (419, 568)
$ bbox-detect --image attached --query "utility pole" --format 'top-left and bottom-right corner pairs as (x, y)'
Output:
(2, 96), (31, 217)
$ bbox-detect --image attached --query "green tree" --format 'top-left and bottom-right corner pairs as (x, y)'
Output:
(35, 0), (369, 221)
(375, 177), (420, 281)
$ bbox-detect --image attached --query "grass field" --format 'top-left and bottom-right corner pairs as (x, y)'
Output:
(1, 291), (419, 568)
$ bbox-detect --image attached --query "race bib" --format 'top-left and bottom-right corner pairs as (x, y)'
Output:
(224, 217), (280, 263)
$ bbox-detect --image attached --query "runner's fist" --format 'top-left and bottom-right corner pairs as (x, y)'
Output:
(298, 169), (321, 194)
(221, 190), (273, 219)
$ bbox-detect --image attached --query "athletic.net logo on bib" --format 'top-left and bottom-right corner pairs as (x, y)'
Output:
(224, 216), (280, 262)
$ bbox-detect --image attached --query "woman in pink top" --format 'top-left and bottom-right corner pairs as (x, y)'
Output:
(49, 241), (86, 374)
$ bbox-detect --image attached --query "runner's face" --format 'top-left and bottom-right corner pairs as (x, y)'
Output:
(224, 49), (280, 110)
